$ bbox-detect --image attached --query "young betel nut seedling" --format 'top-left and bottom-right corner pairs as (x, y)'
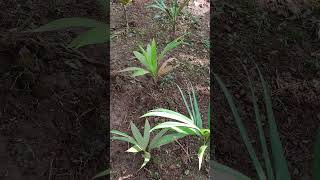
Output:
(119, 36), (187, 84)
(111, 120), (186, 169)
(142, 84), (210, 170)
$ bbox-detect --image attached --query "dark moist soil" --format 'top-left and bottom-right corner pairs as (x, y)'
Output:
(0, 0), (108, 180)
(110, 0), (209, 179)
(213, 0), (320, 179)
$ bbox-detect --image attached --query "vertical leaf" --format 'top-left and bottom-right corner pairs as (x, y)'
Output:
(214, 73), (266, 180)
(130, 121), (146, 150)
(244, 65), (274, 180)
(198, 145), (208, 170)
(143, 120), (151, 150)
(257, 66), (291, 180)
(140, 152), (151, 169)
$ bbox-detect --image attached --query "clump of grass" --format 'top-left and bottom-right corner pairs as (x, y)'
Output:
(212, 64), (291, 180)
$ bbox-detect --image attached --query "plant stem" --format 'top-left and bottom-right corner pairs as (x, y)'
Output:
(153, 76), (159, 88)
(123, 5), (129, 34)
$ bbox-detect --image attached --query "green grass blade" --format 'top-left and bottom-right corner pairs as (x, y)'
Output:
(192, 85), (202, 128)
(257, 66), (291, 180)
(68, 24), (108, 49)
(211, 161), (252, 180)
(176, 84), (193, 120)
(314, 128), (320, 180)
(214, 73), (266, 180)
(188, 88), (196, 122)
(245, 67), (274, 180)
(130, 121), (146, 150)
(198, 145), (208, 170)
(92, 169), (110, 179)
(31, 17), (104, 32)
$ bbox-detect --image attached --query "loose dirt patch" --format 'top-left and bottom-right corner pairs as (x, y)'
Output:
(0, 1), (108, 179)
(213, 1), (320, 179)
(110, 0), (210, 179)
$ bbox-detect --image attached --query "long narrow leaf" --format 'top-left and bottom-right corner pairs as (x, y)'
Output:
(154, 133), (186, 148)
(111, 130), (138, 145)
(149, 129), (168, 150)
(245, 68), (274, 180)
(214, 73), (266, 180)
(133, 51), (148, 67)
(68, 24), (108, 49)
(257, 66), (291, 180)
(159, 36), (184, 61)
(118, 67), (150, 77)
(142, 108), (194, 125)
(130, 121), (146, 150)
(150, 121), (199, 132)
(176, 84), (193, 120)
(111, 137), (137, 145)
(140, 152), (151, 169)
(170, 126), (200, 136)
(198, 145), (208, 170)
(31, 18), (104, 32)
(192, 85), (202, 128)
(143, 120), (151, 150)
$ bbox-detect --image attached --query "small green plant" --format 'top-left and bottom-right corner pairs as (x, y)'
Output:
(212, 65), (291, 180)
(142, 84), (210, 170)
(119, 0), (133, 33)
(111, 120), (185, 169)
(147, 0), (190, 38)
(30, 0), (108, 49)
(119, 36), (185, 83)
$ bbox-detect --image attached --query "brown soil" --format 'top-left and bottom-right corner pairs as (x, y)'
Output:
(110, 0), (210, 179)
(213, 0), (320, 179)
(0, 0), (108, 180)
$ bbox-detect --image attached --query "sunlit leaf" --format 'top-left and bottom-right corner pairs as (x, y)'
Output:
(198, 145), (208, 170)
